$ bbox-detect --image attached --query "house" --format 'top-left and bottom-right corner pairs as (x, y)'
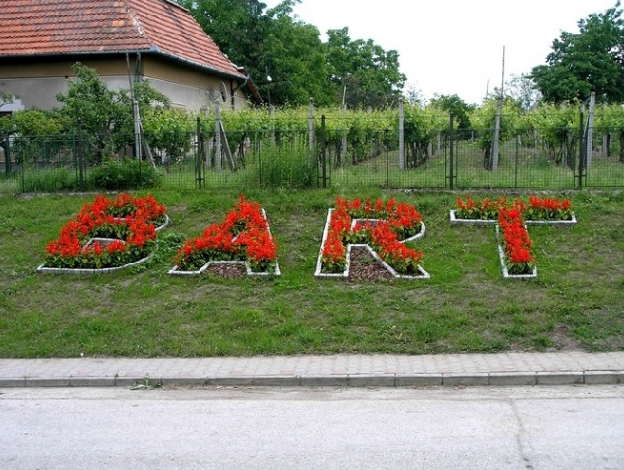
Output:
(0, 0), (261, 113)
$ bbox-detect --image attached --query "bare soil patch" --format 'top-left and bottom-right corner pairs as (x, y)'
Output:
(347, 246), (394, 282)
(206, 263), (247, 279)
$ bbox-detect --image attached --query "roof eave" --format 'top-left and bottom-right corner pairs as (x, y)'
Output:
(0, 47), (246, 81)
(143, 49), (247, 82)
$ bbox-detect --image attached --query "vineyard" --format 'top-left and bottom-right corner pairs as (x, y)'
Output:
(1, 101), (624, 193)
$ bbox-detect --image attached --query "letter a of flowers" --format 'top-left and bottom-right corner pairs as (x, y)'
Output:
(315, 196), (429, 279)
(170, 195), (279, 277)
(39, 193), (166, 273)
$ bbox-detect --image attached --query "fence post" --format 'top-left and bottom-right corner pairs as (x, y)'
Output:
(578, 109), (584, 190)
(20, 135), (25, 192)
(320, 115), (327, 188)
(341, 104), (348, 165)
(385, 129), (389, 190)
(449, 113), (454, 190)
(515, 133), (520, 189)
(270, 105), (275, 145)
(4, 131), (10, 174)
(586, 91), (595, 169)
(133, 100), (142, 161)
(215, 100), (222, 171)
(77, 119), (85, 191)
(398, 98), (405, 170)
(308, 98), (315, 151)
(195, 116), (205, 188)
(491, 110), (501, 171)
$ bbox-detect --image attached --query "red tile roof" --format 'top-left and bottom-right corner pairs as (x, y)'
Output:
(0, 0), (246, 79)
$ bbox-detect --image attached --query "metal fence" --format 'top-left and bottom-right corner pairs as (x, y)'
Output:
(1, 122), (623, 193)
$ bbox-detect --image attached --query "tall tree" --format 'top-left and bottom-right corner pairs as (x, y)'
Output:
(530, 2), (624, 103)
(505, 74), (542, 110)
(262, 2), (333, 106)
(176, 0), (331, 106)
(176, 0), (406, 108)
(176, 0), (269, 83)
(325, 27), (406, 109)
(428, 94), (475, 131)
(402, 83), (424, 106)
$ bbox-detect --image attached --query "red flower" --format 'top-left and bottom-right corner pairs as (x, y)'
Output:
(175, 195), (278, 273)
(321, 197), (424, 275)
(498, 207), (536, 274)
(42, 193), (164, 269)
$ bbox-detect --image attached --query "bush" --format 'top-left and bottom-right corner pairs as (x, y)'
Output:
(90, 158), (160, 190)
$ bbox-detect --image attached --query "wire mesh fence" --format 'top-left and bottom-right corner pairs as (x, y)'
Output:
(1, 124), (623, 193)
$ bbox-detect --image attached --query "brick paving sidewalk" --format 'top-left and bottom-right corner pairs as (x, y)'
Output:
(1, 352), (624, 388)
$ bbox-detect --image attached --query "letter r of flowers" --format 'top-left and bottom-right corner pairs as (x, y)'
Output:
(316, 196), (428, 279)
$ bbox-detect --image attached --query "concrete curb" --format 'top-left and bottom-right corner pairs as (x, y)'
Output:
(2, 353), (624, 389)
(1, 370), (623, 388)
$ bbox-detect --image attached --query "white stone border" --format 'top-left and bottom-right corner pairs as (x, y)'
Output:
(349, 244), (430, 280)
(167, 209), (281, 278)
(168, 260), (281, 277)
(314, 209), (429, 280)
(36, 240), (157, 275)
(449, 210), (497, 225)
(495, 225), (537, 279)
(450, 209), (577, 226)
(36, 205), (168, 275)
(524, 213), (577, 225)
(155, 214), (169, 232)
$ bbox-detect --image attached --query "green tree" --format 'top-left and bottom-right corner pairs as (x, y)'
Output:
(177, 1), (405, 108)
(176, 0), (269, 86)
(325, 27), (406, 109)
(530, 2), (624, 103)
(0, 92), (12, 109)
(429, 94), (475, 135)
(142, 108), (196, 164)
(262, 3), (332, 106)
(56, 64), (119, 136)
(56, 63), (169, 160)
(525, 103), (578, 168)
(6, 109), (69, 165)
(403, 103), (447, 167)
(176, 0), (331, 106)
(595, 103), (624, 162)
(505, 73), (542, 110)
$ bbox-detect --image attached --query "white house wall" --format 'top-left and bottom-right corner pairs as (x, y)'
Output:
(0, 58), (251, 113)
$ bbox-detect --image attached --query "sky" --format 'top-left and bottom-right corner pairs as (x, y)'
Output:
(262, 0), (618, 105)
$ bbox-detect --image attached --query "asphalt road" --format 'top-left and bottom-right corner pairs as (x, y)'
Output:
(2, 385), (623, 470)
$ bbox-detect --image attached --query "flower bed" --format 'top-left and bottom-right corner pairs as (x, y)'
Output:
(451, 194), (576, 225)
(315, 196), (429, 280)
(497, 206), (537, 278)
(169, 195), (280, 277)
(450, 194), (577, 279)
(515, 195), (577, 225)
(452, 194), (508, 223)
(38, 193), (165, 274)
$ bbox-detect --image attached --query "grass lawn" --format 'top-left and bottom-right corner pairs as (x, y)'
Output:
(1, 188), (623, 358)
